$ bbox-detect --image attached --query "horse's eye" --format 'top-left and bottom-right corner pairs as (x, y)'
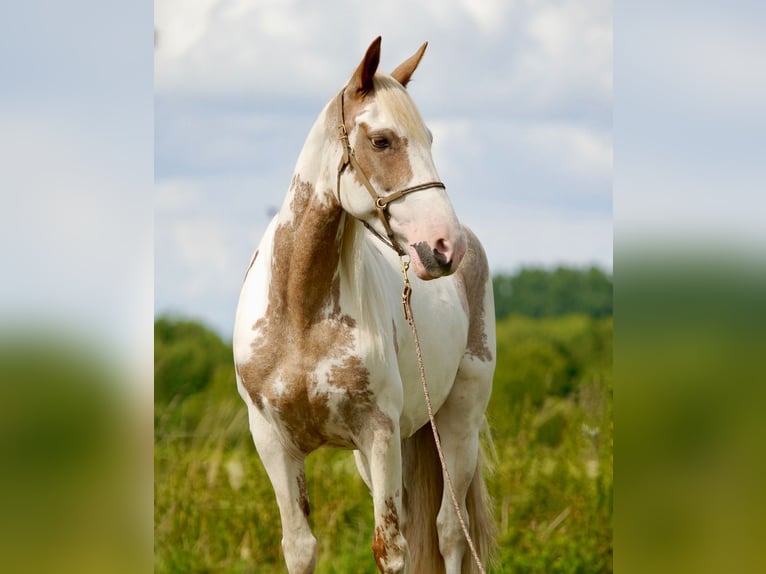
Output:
(370, 135), (390, 149)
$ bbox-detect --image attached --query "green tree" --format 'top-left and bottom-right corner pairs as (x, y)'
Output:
(154, 316), (231, 404)
(493, 266), (612, 319)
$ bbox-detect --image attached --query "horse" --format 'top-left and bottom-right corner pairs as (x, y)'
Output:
(233, 36), (496, 574)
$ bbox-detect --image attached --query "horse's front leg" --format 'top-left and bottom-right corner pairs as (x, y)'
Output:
(360, 413), (410, 573)
(245, 404), (316, 574)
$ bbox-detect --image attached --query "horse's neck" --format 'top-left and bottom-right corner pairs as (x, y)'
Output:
(268, 103), (387, 359)
(271, 109), (345, 328)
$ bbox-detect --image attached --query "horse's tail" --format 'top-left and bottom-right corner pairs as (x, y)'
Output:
(402, 422), (496, 574)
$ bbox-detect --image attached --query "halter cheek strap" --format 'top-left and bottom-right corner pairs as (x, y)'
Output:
(336, 89), (445, 257)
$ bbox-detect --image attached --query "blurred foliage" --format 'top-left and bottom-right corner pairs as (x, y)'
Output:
(0, 329), (148, 574)
(493, 266), (612, 320)
(154, 300), (613, 572)
(154, 316), (232, 405)
(615, 249), (766, 574)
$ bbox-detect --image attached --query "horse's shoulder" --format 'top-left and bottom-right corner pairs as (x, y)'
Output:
(454, 224), (489, 302)
(452, 224), (493, 362)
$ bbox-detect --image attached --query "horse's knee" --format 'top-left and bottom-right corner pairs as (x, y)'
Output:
(282, 532), (317, 574)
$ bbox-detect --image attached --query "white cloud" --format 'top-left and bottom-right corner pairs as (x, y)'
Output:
(465, 203), (613, 273)
(171, 219), (232, 277)
(1, 109), (153, 357)
(457, 0), (514, 33)
(155, 180), (234, 284)
(525, 122), (612, 183)
(621, 6), (765, 120)
(154, 177), (269, 316)
(155, 179), (203, 213)
(516, 0), (612, 106)
(154, 0), (220, 60)
(155, 0), (343, 98)
(155, 0), (612, 115)
(428, 117), (611, 195)
(615, 154), (766, 242)
(615, 3), (765, 246)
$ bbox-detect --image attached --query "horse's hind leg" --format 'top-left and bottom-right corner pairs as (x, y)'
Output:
(353, 449), (373, 490)
(434, 360), (493, 574)
(246, 406), (317, 573)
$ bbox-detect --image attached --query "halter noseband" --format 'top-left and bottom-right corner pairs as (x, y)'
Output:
(336, 88), (446, 257)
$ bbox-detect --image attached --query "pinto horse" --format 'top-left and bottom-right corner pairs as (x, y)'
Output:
(233, 37), (496, 574)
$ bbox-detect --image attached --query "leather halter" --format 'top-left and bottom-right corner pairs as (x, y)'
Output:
(336, 88), (446, 257)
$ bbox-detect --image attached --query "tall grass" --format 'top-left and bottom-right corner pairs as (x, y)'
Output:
(155, 314), (612, 572)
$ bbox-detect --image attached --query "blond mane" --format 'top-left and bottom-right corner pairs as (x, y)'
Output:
(339, 214), (387, 361)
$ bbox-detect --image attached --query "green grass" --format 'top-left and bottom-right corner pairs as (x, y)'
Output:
(155, 314), (612, 572)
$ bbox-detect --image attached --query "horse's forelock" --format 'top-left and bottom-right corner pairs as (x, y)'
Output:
(369, 75), (431, 146)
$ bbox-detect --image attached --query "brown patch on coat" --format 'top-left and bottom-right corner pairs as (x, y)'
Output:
(297, 470), (310, 518)
(238, 175), (376, 453)
(352, 122), (413, 193)
(338, 87), (369, 140)
(392, 319), (399, 354)
(337, 79), (416, 201)
(372, 497), (402, 571)
(453, 225), (493, 362)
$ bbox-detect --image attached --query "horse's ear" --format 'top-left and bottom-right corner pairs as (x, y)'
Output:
(350, 36), (382, 95)
(391, 41), (428, 88)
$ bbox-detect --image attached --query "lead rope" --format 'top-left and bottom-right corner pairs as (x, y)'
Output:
(399, 257), (486, 574)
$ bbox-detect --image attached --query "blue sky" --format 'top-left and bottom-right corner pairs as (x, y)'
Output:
(154, 0), (613, 337)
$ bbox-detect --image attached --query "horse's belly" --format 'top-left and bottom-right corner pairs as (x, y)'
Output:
(396, 281), (469, 438)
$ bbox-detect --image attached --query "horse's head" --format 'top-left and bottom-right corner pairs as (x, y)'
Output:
(336, 37), (466, 280)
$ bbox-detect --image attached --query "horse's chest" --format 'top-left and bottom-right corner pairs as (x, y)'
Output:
(238, 319), (376, 452)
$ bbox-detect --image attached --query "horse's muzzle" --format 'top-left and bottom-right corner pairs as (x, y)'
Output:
(411, 237), (465, 279)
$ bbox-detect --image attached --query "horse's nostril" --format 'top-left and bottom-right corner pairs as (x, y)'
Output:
(432, 238), (453, 268)
(432, 248), (450, 267)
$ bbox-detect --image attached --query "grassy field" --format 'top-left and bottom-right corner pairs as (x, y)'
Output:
(155, 313), (612, 573)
